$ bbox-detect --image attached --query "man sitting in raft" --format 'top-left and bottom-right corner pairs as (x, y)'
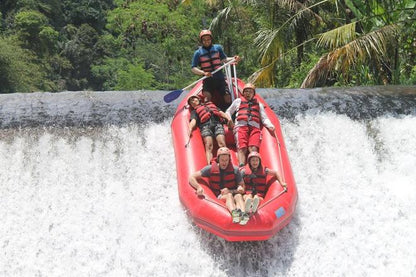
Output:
(188, 147), (250, 225)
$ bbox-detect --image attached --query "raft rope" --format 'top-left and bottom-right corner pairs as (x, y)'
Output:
(273, 129), (286, 185)
(257, 130), (288, 210)
(201, 194), (227, 209)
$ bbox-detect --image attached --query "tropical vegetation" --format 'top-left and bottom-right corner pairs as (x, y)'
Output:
(0, 0), (415, 93)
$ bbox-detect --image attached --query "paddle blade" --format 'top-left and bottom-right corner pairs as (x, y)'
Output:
(164, 89), (183, 103)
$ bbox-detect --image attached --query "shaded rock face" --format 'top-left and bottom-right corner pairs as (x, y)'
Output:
(1, 86), (415, 129)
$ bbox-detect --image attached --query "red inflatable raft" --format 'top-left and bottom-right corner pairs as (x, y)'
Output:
(171, 70), (298, 241)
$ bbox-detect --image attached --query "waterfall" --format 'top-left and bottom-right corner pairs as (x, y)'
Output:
(1, 87), (415, 276)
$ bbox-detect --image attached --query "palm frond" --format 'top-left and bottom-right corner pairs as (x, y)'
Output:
(354, 24), (398, 58)
(300, 54), (332, 88)
(317, 22), (357, 50)
(181, 0), (220, 7)
(302, 24), (398, 88)
(280, 0), (324, 24)
(210, 7), (233, 30)
(248, 61), (276, 87)
(254, 28), (282, 62)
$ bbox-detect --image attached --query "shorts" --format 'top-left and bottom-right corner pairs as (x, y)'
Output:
(235, 125), (261, 149)
(200, 122), (225, 138)
(202, 77), (229, 96)
(245, 190), (264, 198)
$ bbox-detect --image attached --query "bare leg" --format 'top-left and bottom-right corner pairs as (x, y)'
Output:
(223, 193), (236, 212)
(203, 91), (212, 102)
(237, 147), (247, 166)
(248, 146), (259, 153)
(216, 134), (226, 148)
(234, 194), (245, 212)
(203, 136), (214, 164)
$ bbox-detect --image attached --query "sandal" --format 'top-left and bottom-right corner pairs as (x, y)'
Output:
(244, 198), (252, 214)
(231, 209), (241, 223)
(239, 212), (250, 225)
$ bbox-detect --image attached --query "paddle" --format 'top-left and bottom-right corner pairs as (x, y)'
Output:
(163, 58), (236, 103)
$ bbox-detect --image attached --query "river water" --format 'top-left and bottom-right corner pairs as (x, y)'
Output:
(1, 86), (415, 276)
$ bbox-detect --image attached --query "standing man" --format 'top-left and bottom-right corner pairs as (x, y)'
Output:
(191, 30), (240, 106)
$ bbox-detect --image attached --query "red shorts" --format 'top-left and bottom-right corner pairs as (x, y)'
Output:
(235, 125), (261, 149)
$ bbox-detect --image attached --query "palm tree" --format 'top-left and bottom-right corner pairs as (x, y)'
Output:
(301, 24), (399, 87)
(251, 0), (411, 88)
(248, 0), (325, 87)
(300, 0), (405, 87)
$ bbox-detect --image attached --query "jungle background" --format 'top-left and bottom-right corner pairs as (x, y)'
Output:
(0, 0), (415, 93)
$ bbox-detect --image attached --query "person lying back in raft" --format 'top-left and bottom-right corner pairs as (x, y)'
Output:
(226, 83), (275, 168)
(188, 95), (232, 164)
(188, 147), (251, 225)
(241, 151), (287, 214)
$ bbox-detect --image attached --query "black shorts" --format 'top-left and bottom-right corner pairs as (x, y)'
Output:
(202, 77), (229, 96)
(200, 122), (225, 138)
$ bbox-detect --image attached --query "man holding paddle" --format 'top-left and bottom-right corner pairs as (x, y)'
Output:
(191, 30), (240, 108)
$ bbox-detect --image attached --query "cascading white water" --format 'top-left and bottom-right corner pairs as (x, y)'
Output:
(0, 89), (415, 276)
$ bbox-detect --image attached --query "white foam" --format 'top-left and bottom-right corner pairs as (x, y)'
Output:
(1, 114), (416, 276)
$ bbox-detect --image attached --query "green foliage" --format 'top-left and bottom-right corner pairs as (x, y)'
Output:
(92, 56), (156, 91)
(39, 26), (59, 54)
(0, 37), (44, 93)
(62, 0), (114, 30)
(14, 9), (60, 57)
(105, 0), (209, 89)
(14, 9), (48, 39)
(1, 0), (416, 92)
(60, 23), (101, 90)
(115, 61), (155, 90)
(286, 53), (321, 88)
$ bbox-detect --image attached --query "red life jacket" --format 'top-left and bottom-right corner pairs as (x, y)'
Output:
(195, 102), (222, 124)
(243, 164), (268, 197)
(198, 46), (222, 72)
(209, 162), (236, 196)
(236, 96), (261, 124)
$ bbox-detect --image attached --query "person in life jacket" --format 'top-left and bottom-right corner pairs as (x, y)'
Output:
(191, 30), (240, 107)
(188, 95), (232, 164)
(241, 151), (287, 214)
(226, 83), (275, 166)
(188, 147), (250, 225)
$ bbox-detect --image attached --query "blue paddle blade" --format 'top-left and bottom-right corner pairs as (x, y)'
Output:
(164, 89), (183, 103)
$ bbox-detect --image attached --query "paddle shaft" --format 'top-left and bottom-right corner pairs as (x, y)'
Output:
(185, 134), (191, 148)
(164, 58), (237, 103)
(190, 57), (236, 87)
